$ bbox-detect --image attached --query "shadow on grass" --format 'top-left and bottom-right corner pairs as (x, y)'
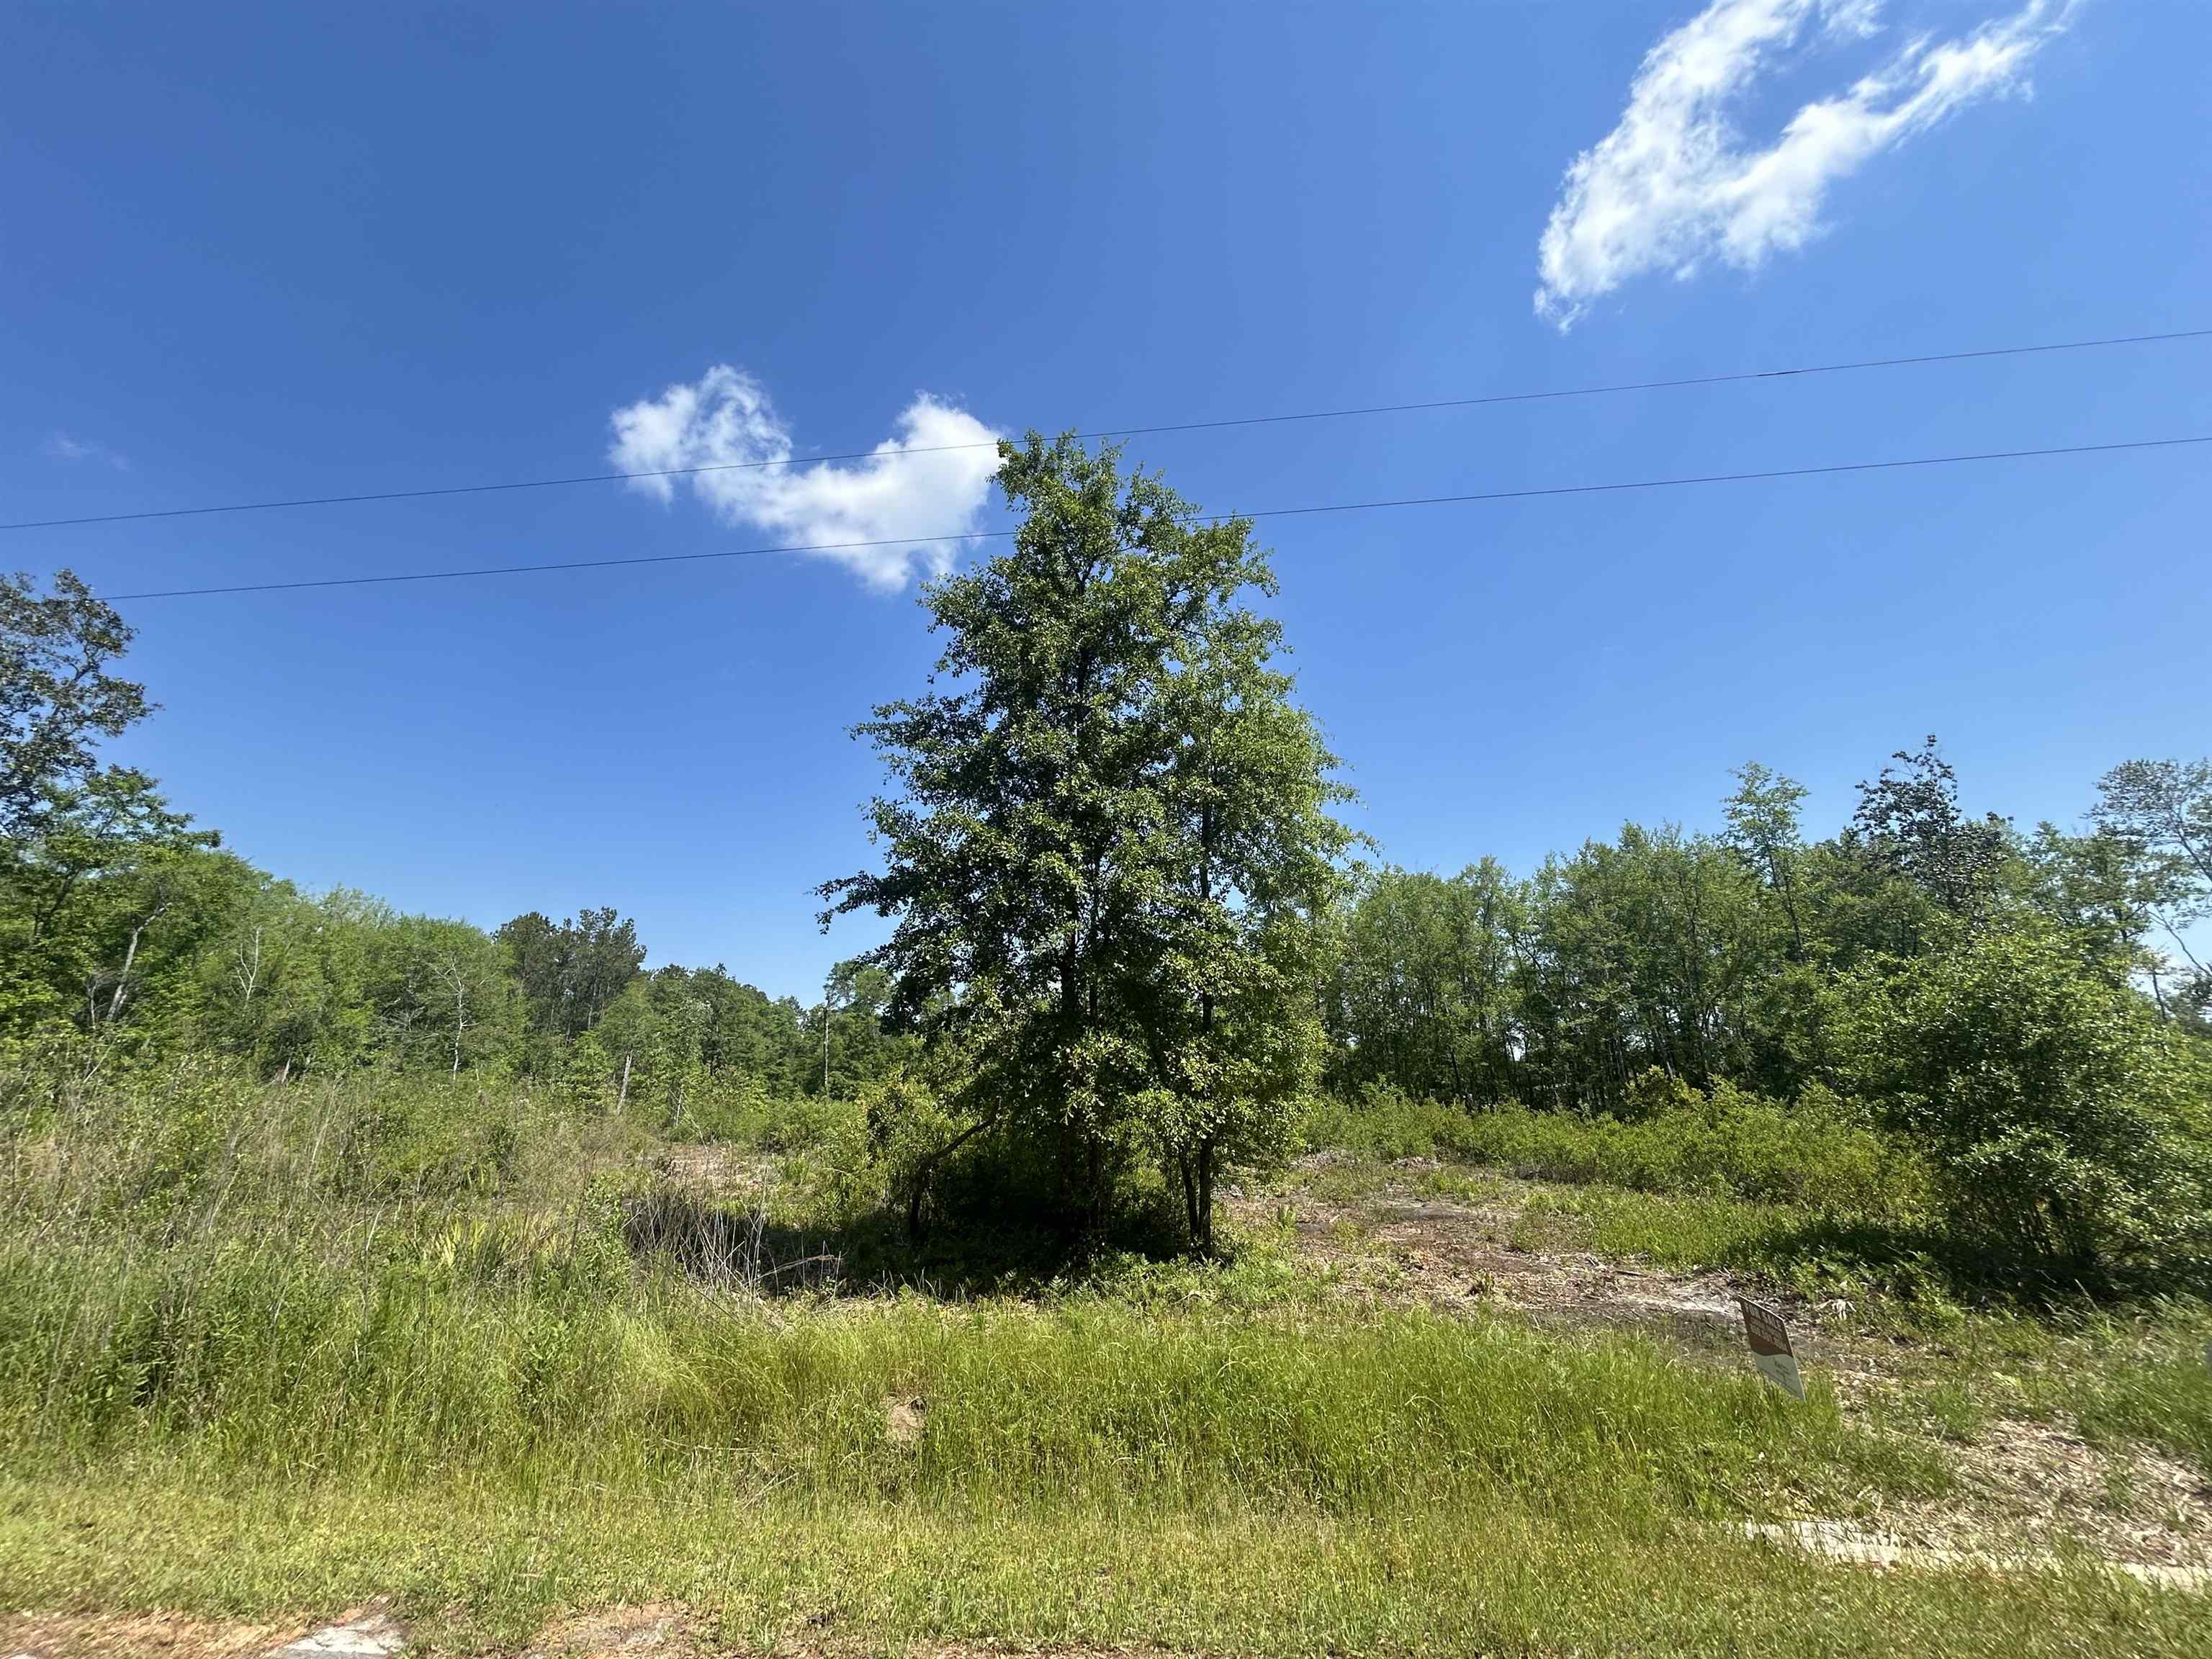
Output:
(1739, 1211), (2202, 1317)
(621, 1181), (1192, 1300)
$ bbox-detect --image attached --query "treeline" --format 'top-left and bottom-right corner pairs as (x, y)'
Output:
(0, 829), (905, 1109)
(9, 451), (2212, 1278)
(1, 575), (903, 1112)
(1309, 739), (2212, 1276)
(1328, 745), (2212, 1111)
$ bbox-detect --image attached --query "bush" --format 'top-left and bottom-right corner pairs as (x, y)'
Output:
(1303, 1082), (1912, 1213)
(1298, 1086), (1475, 1164)
(858, 1074), (960, 1231)
(1621, 1066), (1701, 1123)
(1833, 924), (2212, 1280)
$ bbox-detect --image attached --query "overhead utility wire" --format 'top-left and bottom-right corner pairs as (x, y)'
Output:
(8, 327), (2208, 534)
(99, 433), (2211, 601)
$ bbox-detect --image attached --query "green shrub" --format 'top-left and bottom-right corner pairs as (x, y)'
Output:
(857, 1074), (959, 1231)
(1304, 1081), (1915, 1213)
(1298, 1085), (1475, 1163)
(1833, 924), (2212, 1280)
(1621, 1065), (1701, 1122)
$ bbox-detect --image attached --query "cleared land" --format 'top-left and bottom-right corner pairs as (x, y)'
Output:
(2, 1081), (2208, 1658)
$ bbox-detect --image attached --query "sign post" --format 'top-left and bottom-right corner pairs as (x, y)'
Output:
(1738, 1297), (1804, 1400)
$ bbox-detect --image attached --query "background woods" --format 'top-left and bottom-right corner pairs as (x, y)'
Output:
(4, 443), (2208, 1273)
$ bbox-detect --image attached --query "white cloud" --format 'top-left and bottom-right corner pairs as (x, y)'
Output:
(42, 431), (129, 469)
(608, 367), (1002, 591)
(1534, 0), (2072, 327)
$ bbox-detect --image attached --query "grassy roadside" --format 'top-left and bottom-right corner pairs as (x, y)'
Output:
(5, 1472), (2209, 1657)
(0, 1274), (1943, 1519)
(2, 1279), (2206, 1655)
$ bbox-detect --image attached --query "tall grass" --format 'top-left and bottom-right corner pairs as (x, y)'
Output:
(4, 1063), (2208, 1655)
(3, 1251), (1946, 1518)
(1304, 1082), (1925, 1212)
(0, 1061), (1937, 1524)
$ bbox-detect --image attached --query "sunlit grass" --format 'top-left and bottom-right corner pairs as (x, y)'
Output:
(4, 1064), (2209, 1653)
(5, 1473), (2208, 1658)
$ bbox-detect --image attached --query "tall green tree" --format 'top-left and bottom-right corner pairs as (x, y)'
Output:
(1848, 737), (2013, 925)
(1724, 763), (1810, 956)
(1327, 861), (1523, 1105)
(374, 915), (521, 1074)
(822, 436), (1350, 1246)
(2091, 757), (2212, 1008)
(2022, 824), (2171, 992)
(193, 882), (381, 1076)
(1, 570), (150, 843)
(1517, 825), (1776, 1108)
(495, 906), (644, 1040)
(1, 575), (232, 1053)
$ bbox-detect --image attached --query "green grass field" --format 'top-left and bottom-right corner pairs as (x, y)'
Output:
(2, 1068), (2206, 1655)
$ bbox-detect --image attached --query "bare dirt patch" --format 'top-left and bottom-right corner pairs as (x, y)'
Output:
(1741, 1519), (2211, 1591)
(1861, 1417), (2212, 1570)
(884, 1393), (928, 1449)
(523, 1602), (698, 1657)
(0, 1610), (306, 1658)
(1229, 1161), (1748, 1351)
(1234, 1157), (2212, 1580)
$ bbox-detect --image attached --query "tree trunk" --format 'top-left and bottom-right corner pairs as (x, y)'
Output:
(1084, 1134), (1107, 1240)
(102, 902), (167, 1025)
(905, 1118), (991, 1241)
(1195, 1137), (1217, 1255)
(451, 971), (466, 1075)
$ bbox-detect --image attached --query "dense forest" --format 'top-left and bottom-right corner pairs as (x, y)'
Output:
(1328, 745), (2212, 1108)
(5, 443), (2210, 1273)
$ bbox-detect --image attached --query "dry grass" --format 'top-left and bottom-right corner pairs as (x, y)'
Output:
(0, 1609), (301, 1658)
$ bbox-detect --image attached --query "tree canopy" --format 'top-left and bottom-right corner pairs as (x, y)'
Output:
(4, 561), (2206, 1277)
(822, 436), (1351, 1245)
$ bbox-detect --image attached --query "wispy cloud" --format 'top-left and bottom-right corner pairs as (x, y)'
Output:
(608, 367), (1001, 591)
(41, 431), (130, 470)
(1534, 0), (2073, 328)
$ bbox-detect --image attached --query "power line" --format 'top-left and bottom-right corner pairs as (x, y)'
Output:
(99, 433), (2210, 602)
(9, 326), (2209, 534)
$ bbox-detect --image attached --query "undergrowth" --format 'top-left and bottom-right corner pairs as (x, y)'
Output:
(1301, 1081), (1922, 1212)
(2, 1060), (2208, 1654)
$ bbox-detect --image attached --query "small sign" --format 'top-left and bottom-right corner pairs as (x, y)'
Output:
(1739, 1297), (1804, 1400)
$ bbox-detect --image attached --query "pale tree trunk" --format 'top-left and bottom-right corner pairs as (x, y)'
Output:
(233, 926), (264, 1010)
(101, 901), (168, 1026)
(432, 949), (470, 1075)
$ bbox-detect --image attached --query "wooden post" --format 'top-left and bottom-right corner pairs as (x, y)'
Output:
(617, 1051), (632, 1111)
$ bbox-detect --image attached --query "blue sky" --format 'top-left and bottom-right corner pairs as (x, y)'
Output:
(4, 1), (2207, 999)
